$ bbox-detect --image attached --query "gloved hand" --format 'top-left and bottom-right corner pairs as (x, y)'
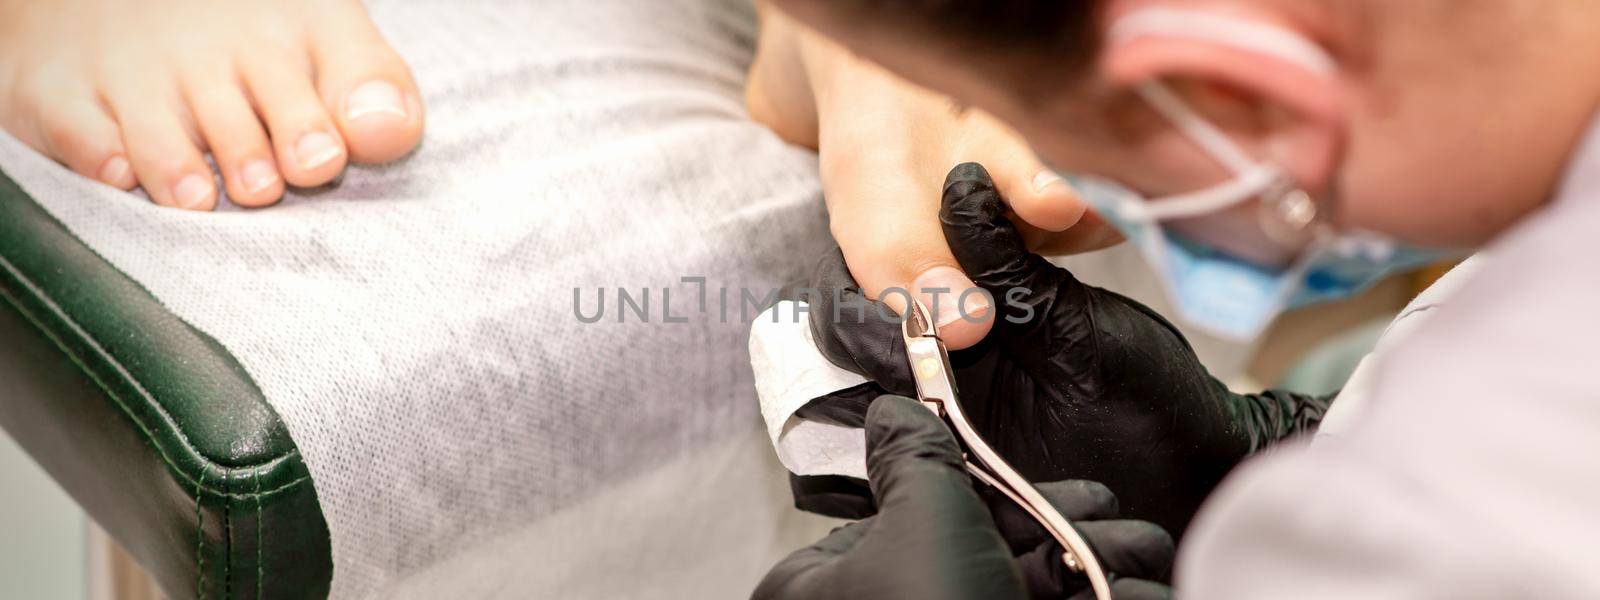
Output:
(755, 395), (1173, 600)
(796, 163), (1332, 536)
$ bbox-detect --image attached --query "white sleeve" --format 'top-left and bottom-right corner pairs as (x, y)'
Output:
(1176, 203), (1600, 598)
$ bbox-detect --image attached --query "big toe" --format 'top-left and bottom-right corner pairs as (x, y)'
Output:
(312, 7), (424, 164)
(334, 79), (421, 164)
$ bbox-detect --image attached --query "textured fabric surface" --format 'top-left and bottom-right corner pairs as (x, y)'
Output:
(0, 0), (840, 596)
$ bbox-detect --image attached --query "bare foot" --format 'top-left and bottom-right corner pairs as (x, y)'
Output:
(0, 0), (425, 209)
(745, 3), (818, 150)
(745, 3), (1118, 349)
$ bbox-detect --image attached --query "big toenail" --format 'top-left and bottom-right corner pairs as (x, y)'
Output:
(296, 132), (343, 170)
(345, 81), (406, 122)
(241, 159), (279, 194)
(173, 174), (215, 210)
(98, 156), (131, 185)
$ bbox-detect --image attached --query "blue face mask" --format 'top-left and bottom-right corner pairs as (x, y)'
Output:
(1061, 82), (1442, 341)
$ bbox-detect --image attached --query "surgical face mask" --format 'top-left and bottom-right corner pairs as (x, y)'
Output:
(1061, 80), (1440, 341)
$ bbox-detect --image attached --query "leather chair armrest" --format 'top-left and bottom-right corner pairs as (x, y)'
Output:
(0, 167), (333, 599)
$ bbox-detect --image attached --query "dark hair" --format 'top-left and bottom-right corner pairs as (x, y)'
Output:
(795, 1), (1094, 48)
(775, 0), (1102, 82)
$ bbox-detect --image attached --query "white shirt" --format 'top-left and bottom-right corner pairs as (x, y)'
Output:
(1177, 121), (1600, 598)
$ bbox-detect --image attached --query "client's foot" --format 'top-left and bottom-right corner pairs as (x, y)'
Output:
(743, 3), (1119, 348)
(745, 3), (819, 150)
(0, 0), (425, 209)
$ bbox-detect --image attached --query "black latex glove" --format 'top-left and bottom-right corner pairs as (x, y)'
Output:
(796, 163), (1332, 536)
(755, 395), (1173, 600)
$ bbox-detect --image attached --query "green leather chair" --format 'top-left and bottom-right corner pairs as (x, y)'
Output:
(0, 167), (332, 598)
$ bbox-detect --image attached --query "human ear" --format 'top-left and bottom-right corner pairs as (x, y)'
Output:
(1097, 6), (1346, 192)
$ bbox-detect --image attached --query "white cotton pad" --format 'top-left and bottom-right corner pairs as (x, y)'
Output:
(749, 301), (870, 480)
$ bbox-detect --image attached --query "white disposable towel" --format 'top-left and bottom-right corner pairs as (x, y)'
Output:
(749, 301), (870, 479)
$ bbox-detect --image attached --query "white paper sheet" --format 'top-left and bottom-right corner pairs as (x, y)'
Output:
(749, 301), (870, 479)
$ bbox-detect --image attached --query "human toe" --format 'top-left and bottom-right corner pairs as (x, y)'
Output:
(311, 10), (424, 164)
(109, 95), (218, 210)
(243, 57), (349, 187)
(16, 72), (137, 189)
(184, 74), (285, 206)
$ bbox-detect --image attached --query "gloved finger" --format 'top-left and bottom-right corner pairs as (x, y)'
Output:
(785, 383), (886, 519)
(1014, 539), (1078, 598)
(984, 480), (1120, 553)
(751, 519), (875, 600)
(805, 519), (874, 558)
(1074, 520), (1176, 583)
(1015, 528), (1172, 600)
(863, 395), (996, 542)
(808, 248), (917, 395)
(941, 162), (1069, 293)
(865, 395), (966, 499)
(940, 164), (1094, 356)
(789, 473), (875, 520)
(1015, 541), (1165, 599)
(794, 382), (883, 428)
(1037, 480), (1121, 520)
(1067, 578), (1173, 600)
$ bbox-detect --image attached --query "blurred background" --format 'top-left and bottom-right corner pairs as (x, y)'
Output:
(0, 428), (161, 600)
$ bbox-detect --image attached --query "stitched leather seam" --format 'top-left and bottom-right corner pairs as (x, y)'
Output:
(195, 470), (207, 598)
(255, 471), (264, 600)
(224, 470), (233, 600)
(0, 255), (310, 499)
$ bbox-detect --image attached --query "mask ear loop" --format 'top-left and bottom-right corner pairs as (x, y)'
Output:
(1136, 81), (1259, 176)
(1136, 80), (1331, 252)
(1112, 81), (1286, 224)
(1114, 165), (1279, 222)
(1110, 6), (1343, 241)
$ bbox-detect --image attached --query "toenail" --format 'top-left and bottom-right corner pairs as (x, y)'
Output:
(98, 156), (131, 185)
(345, 81), (407, 122)
(296, 132), (343, 170)
(173, 174), (215, 210)
(241, 159), (279, 194)
(1032, 170), (1066, 194)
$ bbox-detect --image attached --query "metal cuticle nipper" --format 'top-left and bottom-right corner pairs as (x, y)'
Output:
(901, 297), (1113, 600)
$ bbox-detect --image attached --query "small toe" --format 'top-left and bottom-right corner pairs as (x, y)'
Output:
(15, 69), (135, 189)
(310, 6), (424, 164)
(105, 89), (217, 210)
(241, 55), (348, 187)
(39, 99), (137, 190)
(183, 71), (284, 207)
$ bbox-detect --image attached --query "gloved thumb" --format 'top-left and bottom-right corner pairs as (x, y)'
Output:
(863, 395), (980, 517)
(861, 395), (1022, 596)
(941, 162), (1064, 287)
(941, 162), (1086, 337)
